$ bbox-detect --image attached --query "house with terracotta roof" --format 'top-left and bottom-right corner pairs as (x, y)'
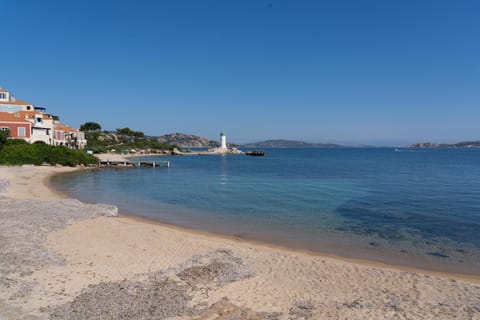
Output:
(53, 122), (87, 149)
(0, 87), (37, 113)
(0, 87), (85, 148)
(0, 112), (31, 140)
(19, 110), (55, 144)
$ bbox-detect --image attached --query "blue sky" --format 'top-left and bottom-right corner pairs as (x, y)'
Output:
(2, 0), (479, 145)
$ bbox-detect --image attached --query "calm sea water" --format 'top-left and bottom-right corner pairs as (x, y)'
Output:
(51, 148), (480, 274)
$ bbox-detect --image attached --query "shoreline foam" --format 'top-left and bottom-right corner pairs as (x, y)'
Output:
(1, 165), (480, 319)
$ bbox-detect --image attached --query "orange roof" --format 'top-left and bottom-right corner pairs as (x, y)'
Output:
(55, 123), (78, 133)
(0, 98), (33, 106)
(17, 111), (53, 120)
(0, 112), (30, 123)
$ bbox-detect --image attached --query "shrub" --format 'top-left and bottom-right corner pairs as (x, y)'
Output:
(0, 129), (10, 149)
(86, 145), (107, 154)
(80, 122), (102, 132)
(6, 139), (29, 145)
(0, 144), (98, 166)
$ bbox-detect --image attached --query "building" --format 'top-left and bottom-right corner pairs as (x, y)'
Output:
(0, 112), (31, 140)
(0, 87), (37, 113)
(53, 122), (87, 149)
(19, 111), (54, 144)
(220, 132), (227, 149)
(0, 87), (85, 148)
(204, 132), (243, 154)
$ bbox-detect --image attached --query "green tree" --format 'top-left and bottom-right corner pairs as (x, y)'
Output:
(132, 131), (144, 138)
(80, 122), (102, 132)
(116, 127), (145, 138)
(0, 129), (10, 149)
(116, 127), (134, 135)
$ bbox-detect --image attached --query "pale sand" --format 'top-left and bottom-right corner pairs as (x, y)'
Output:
(1, 166), (479, 319)
(0, 165), (78, 200)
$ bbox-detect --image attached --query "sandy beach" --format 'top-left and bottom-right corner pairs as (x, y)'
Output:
(1, 166), (479, 319)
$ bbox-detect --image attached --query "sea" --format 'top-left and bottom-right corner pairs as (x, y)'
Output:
(51, 148), (480, 275)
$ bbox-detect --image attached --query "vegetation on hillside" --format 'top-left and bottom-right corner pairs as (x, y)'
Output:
(0, 139), (97, 166)
(116, 127), (144, 138)
(157, 133), (219, 148)
(81, 123), (179, 154)
(80, 122), (102, 132)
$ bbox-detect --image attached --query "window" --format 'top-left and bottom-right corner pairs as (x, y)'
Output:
(37, 117), (43, 123)
(0, 127), (9, 131)
(18, 127), (26, 137)
(27, 106), (31, 110)
(0, 93), (6, 99)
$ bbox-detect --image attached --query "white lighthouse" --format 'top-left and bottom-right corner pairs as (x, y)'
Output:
(220, 132), (227, 149)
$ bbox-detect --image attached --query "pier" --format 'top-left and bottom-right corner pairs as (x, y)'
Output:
(99, 160), (170, 168)
(134, 160), (170, 168)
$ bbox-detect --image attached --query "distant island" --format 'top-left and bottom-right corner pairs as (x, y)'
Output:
(241, 139), (341, 148)
(156, 135), (342, 149)
(408, 141), (480, 148)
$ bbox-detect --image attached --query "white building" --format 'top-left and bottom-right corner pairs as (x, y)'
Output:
(0, 87), (36, 113)
(220, 132), (227, 149)
(53, 122), (87, 149)
(22, 111), (54, 144)
(204, 132), (243, 154)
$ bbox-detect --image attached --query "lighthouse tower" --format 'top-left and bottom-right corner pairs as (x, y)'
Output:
(220, 132), (227, 149)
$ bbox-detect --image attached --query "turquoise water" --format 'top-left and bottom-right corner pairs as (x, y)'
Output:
(52, 148), (480, 274)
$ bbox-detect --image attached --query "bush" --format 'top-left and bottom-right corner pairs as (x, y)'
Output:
(86, 145), (107, 154)
(115, 140), (180, 151)
(6, 139), (29, 145)
(80, 122), (101, 132)
(116, 128), (145, 138)
(0, 129), (10, 149)
(0, 144), (98, 166)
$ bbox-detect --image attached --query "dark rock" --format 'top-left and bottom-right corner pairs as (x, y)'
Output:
(427, 252), (449, 258)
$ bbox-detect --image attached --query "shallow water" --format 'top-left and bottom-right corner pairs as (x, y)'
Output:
(51, 148), (480, 274)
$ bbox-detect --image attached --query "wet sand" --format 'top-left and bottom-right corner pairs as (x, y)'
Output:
(1, 165), (479, 319)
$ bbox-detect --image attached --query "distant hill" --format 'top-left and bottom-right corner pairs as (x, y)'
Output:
(408, 141), (480, 148)
(241, 139), (341, 148)
(157, 133), (219, 148)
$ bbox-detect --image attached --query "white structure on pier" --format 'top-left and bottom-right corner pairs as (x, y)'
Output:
(204, 132), (243, 154)
(220, 132), (227, 149)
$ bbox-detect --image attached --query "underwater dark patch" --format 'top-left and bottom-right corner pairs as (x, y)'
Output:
(427, 252), (449, 258)
(335, 196), (480, 248)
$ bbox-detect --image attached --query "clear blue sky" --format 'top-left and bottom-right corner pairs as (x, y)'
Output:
(2, 0), (479, 145)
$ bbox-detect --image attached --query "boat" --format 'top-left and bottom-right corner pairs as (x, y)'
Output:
(246, 150), (265, 156)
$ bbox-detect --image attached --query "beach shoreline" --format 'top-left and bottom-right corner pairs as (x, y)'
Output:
(1, 165), (480, 319)
(49, 166), (480, 279)
(109, 210), (480, 283)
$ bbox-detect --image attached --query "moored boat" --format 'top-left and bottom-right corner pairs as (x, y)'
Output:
(246, 150), (265, 156)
